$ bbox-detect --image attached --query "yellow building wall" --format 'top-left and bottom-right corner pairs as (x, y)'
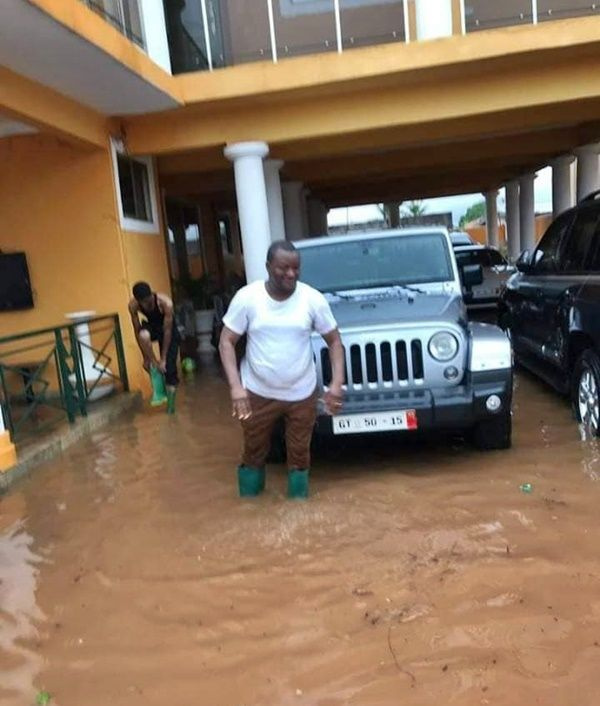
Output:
(0, 134), (171, 395)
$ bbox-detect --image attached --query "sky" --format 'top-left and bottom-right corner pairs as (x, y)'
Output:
(328, 166), (554, 228)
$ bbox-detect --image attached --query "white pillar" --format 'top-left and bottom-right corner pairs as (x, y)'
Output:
(484, 190), (499, 248)
(551, 155), (574, 219)
(224, 141), (271, 282)
(282, 181), (307, 241)
(519, 172), (536, 254)
(505, 180), (521, 261)
(415, 0), (453, 40)
(65, 311), (113, 401)
(575, 143), (600, 203)
(264, 159), (286, 243)
(139, 0), (172, 72)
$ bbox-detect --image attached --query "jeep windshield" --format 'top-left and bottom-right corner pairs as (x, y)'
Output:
(299, 233), (453, 293)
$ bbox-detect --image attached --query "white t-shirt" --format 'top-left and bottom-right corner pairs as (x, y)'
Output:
(222, 280), (338, 401)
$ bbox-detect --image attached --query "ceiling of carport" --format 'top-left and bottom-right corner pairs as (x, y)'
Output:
(157, 121), (600, 208)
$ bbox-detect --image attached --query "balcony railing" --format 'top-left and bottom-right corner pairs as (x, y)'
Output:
(80, 0), (145, 48)
(0, 315), (129, 443)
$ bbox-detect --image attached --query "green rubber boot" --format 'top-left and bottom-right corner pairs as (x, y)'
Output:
(166, 388), (176, 414)
(287, 469), (309, 500)
(149, 366), (167, 406)
(237, 465), (265, 497)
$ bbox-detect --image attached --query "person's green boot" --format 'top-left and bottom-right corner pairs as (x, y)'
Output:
(287, 469), (309, 499)
(166, 388), (176, 414)
(237, 465), (265, 497)
(149, 366), (167, 406)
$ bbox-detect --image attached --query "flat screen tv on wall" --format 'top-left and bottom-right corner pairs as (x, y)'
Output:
(0, 253), (34, 311)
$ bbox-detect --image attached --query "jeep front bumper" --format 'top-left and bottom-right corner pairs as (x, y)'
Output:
(314, 369), (512, 436)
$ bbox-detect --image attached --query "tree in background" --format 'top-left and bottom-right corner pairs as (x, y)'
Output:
(459, 201), (486, 228)
(402, 200), (427, 217)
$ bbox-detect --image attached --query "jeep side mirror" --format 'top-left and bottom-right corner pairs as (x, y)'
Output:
(462, 264), (484, 288)
(516, 249), (532, 273)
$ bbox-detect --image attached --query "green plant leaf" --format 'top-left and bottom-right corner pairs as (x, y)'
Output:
(36, 691), (51, 706)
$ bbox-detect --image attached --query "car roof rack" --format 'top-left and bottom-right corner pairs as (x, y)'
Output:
(580, 189), (600, 202)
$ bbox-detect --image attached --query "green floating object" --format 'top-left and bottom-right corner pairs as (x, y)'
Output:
(149, 366), (167, 407)
(237, 466), (265, 497)
(166, 388), (177, 415)
(520, 482), (533, 494)
(36, 692), (51, 706)
(287, 469), (309, 500)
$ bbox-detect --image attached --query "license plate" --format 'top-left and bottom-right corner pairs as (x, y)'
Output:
(332, 409), (418, 435)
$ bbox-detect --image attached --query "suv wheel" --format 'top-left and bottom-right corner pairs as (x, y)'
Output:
(472, 410), (512, 450)
(572, 350), (600, 436)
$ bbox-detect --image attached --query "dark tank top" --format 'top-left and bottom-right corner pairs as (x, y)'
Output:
(141, 294), (165, 329)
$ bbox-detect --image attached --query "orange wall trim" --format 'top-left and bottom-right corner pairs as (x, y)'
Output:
(27, 0), (181, 104)
(0, 66), (110, 149)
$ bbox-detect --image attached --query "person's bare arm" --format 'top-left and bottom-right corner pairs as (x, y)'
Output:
(218, 326), (251, 420)
(158, 295), (174, 374)
(321, 328), (345, 415)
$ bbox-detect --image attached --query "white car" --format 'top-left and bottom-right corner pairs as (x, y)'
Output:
(454, 245), (515, 309)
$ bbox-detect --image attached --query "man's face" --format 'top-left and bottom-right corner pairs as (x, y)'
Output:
(267, 250), (300, 294)
(137, 294), (155, 312)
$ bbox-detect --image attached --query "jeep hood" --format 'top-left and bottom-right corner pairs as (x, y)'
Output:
(328, 293), (465, 330)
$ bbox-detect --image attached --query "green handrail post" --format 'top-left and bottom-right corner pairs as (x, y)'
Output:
(54, 329), (77, 424)
(68, 325), (88, 417)
(113, 314), (129, 392)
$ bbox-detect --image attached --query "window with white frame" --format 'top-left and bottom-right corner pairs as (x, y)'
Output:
(111, 139), (159, 234)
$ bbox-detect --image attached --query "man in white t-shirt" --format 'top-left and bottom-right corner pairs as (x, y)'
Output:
(219, 240), (345, 499)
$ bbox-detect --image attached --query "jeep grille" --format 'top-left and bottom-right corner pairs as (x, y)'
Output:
(318, 337), (426, 389)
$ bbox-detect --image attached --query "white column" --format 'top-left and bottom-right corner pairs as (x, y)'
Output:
(484, 190), (499, 248)
(519, 172), (536, 254)
(415, 0), (453, 40)
(282, 181), (307, 241)
(575, 143), (600, 203)
(551, 155), (574, 219)
(505, 180), (521, 261)
(139, 0), (172, 72)
(264, 159), (286, 242)
(224, 141), (271, 282)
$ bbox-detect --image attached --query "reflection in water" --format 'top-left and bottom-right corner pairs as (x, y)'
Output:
(1, 369), (600, 705)
(0, 521), (44, 705)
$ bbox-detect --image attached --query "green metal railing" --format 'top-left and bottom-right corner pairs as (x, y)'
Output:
(0, 314), (129, 443)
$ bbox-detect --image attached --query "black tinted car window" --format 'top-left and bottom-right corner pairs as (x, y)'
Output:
(559, 208), (600, 274)
(534, 211), (573, 274)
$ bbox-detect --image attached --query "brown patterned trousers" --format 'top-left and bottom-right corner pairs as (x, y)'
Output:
(241, 389), (318, 470)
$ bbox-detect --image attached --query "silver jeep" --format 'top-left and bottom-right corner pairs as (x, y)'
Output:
(296, 228), (513, 450)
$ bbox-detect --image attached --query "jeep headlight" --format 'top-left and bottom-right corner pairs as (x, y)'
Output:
(428, 332), (459, 361)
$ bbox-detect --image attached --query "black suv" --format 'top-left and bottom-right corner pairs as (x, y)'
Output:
(499, 191), (600, 435)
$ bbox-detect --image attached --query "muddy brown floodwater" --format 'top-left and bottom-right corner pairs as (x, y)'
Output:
(2, 366), (600, 706)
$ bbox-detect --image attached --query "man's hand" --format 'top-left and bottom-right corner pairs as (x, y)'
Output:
(323, 382), (344, 415)
(157, 359), (167, 375)
(231, 385), (252, 420)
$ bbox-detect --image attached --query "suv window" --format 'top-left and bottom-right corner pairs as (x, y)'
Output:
(533, 211), (573, 274)
(559, 207), (600, 273)
(455, 249), (506, 268)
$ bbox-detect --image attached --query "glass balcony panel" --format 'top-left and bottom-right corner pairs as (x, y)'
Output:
(340, 0), (407, 49)
(464, 0), (533, 32)
(211, 0), (272, 66)
(273, 0), (337, 59)
(163, 0), (211, 73)
(538, 1), (600, 22)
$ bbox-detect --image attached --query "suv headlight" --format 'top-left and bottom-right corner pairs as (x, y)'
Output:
(428, 332), (459, 361)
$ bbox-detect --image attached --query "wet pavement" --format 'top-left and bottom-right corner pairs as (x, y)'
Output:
(2, 364), (600, 706)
